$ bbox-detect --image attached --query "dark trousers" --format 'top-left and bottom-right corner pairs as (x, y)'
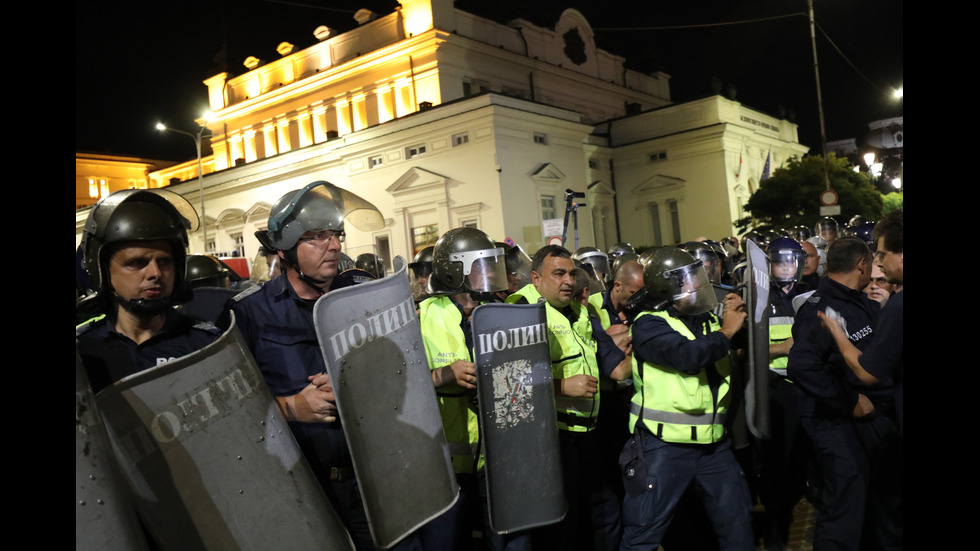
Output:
(531, 430), (622, 551)
(620, 433), (755, 551)
(809, 411), (902, 551)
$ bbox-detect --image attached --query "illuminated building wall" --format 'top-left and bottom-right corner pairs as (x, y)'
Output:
(76, 0), (807, 269)
(75, 153), (175, 211)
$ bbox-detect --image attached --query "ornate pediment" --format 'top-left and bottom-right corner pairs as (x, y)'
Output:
(386, 166), (451, 196)
(633, 174), (686, 196)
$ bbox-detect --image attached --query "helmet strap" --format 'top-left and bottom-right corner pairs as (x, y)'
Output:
(112, 291), (173, 317)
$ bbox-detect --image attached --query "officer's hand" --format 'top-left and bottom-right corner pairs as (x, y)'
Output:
(450, 360), (477, 390)
(720, 293), (747, 339)
(432, 360), (477, 390)
(853, 393), (875, 419)
(561, 374), (599, 399)
(606, 324), (632, 352)
(277, 373), (338, 423)
(817, 310), (846, 340)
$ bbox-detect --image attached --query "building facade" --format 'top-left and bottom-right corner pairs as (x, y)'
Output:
(76, 0), (808, 273)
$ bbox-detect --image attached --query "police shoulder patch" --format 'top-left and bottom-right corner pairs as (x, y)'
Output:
(228, 282), (264, 304)
(192, 320), (223, 335)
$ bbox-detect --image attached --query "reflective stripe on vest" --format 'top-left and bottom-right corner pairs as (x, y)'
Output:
(508, 284), (600, 432)
(419, 295), (480, 473)
(768, 315), (794, 375)
(629, 310), (731, 444)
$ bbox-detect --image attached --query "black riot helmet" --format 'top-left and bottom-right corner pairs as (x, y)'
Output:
(408, 246), (434, 301)
(636, 247), (718, 315)
(767, 237), (806, 285)
(256, 181), (384, 289)
(409, 246), (435, 279)
(430, 228), (507, 296)
(573, 246), (611, 284)
(682, 241), (723, 284)
(355, 253), (387, 279)
(186, 254), (231, 289)
(503, 243), (533, 294)
(80, 189), (198, 316)
(740, 230), (763, 255)
(606, 242), (635, 260)
(853, 222), (876, 248)
(791, 225), (812, 242)
(814, 216), (839, 243)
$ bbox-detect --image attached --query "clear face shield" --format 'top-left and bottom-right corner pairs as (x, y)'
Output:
(665, 261), (718, 315)
(505, 245), (533, 293)
(577, 251), (611, 284)
(769, 248), (806, 284)
(450, 247), (507, 293)
(689, 249), (722, 284)
(409, 261), (433, 301)
(575, 262), (607, 294)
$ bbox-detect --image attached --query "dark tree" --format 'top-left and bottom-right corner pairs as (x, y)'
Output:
(738, 154), (884, 231)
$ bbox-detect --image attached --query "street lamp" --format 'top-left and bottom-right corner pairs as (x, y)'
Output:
(156, 117), (213, 253)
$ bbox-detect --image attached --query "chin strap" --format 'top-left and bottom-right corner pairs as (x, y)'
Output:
(296, 268), (329, 297)
(113, 292), (172, 316)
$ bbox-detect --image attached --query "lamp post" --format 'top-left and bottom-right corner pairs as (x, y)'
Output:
(156, 119), (212, 253)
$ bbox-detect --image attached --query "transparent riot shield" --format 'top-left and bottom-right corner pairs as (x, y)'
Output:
(76, 352), (149, 551)
(313, 257), (458, 549)
(95, 314), (353, 551)
(471, 302), (567, 533)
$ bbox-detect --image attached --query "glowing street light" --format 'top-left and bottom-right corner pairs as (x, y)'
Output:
(156, 115), (213, 252)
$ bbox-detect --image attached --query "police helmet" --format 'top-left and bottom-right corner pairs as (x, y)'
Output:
(431, 227), (506, 295)
(503, 243), (533, 294)
(572, 246), (611, 283)
(767, 237), (806, 284)
(791, 225), (812, 242)
(682, 241), (724, 284)
(740, 229), (764, 253)
(259, 181), (384, 261)
(355, 253), (387, 279)
(853, 222), (876, 248)
(80, 189), (198, 314)
(606, 242), (635, 260)
(186, 254), (231, 289)
(640, 247), (718, 315)
(814, 217), (839, 242)
(409, 246), (435, 279)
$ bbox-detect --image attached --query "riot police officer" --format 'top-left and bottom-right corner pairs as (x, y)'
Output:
(226, 181), (418, 551)
(620, 248), (754, 551)
(76, 189), (220, 393)
(418, 227), (520, 551)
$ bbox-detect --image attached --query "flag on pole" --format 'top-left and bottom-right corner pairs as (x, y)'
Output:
(761, 149), (772, 181)
(734, 142), (744, 178)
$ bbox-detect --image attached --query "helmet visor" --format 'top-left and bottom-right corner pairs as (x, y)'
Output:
(665, 261), (718, 315)
(769, 249), (805, 283)
(408, 262), (432, 301)
(450, 247), (507, 293)
(577, 251), (610, 282)
(505, 245), (533, 293)
(576, 262), (607, 294)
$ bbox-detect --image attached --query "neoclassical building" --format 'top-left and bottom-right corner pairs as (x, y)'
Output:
(75, 0), (808, 273)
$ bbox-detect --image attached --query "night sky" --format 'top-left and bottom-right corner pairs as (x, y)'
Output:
(76, 0), (902, 162)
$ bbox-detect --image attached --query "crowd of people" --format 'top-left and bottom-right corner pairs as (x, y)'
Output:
(76, 182), (902, 551)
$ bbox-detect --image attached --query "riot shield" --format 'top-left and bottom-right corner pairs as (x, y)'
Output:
(95, 314), (353, 551)
(314, 257), (459, 549)
(744, 240), (771, 440)
(471, 302), (567, 533)
(77, 352), (150, 551)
